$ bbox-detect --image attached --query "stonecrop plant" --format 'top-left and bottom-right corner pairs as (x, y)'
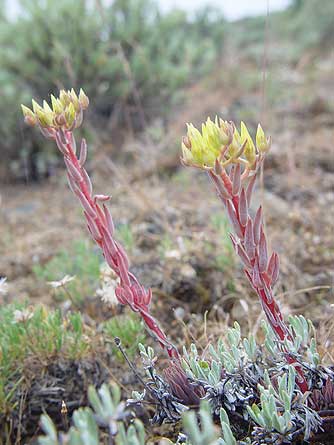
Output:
(22, 90), (178, 359)
(181, 118), (310, 391)
(22, 90), (334, 444)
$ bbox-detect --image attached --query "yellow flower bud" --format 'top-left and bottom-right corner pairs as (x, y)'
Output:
(32, 99), (43, 114)
(36, 108), (53, 127)
(65, 102), (76, 127)
(219, 119), (232, 145)
(51, 94), (63, 114)
(43, 100), (53, 114)
(22, 88), (89, 132)
(79, 88), (89, 109)
(184, 119), (223, 168)
(59, 90), (70, 107)
(181, 142), (194, 165)
(202, 117), (221, 153)
(70, 88), (80, 111)
(256, 124), (270, 153)
(182, 117), (271, 172)
(21, 105), (37, 126)
(240, 121), (256, 167)
(228, 125), (241, 158)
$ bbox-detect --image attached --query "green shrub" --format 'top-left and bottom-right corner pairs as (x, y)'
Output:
(285, 0), (334, 51)
(0, 0), (224, 180)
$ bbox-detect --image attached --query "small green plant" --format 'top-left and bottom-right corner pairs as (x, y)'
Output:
(0, 304), (90, 415)
(38, 384), (238, 445)
(39, 383), (147, 445)
(33, 239), (102, 304)
(182, 401), (238, 445)
(247, 366), (321, 443)
(103, 312), (145, 361)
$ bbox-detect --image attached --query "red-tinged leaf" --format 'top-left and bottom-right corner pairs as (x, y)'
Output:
(84, 211), (101, 241)
(40, 126), (56, 140)
(94, 194), (110, 202)
(101, 240), (118, 271)
(253, 206), (262, 245)
(67, 132), (77, 155)
(64, 157), (82, 182)
(78, 138), (87, 166)
(226, 200), (243, 238)
(258, 230), (268, 272)
(244, 218), (255, 259)
(237, 244), (252, 269)
(262, 282), (274, 304)
(115, 287), (127, 305)
(144, 288), (152, 306)
(81, 168), (93, 196)
(209, 171), (231, 200)
(271, 253), (280, 286)
(115, 240), (130, 271)
(117, 253), (131, 287)
(55, 131), (69, 155)
(246, 174), (256, 206)
(76, 188), (96, 218)
(229, 233), (238, 250)
(252, 259), (263, 288)
(232, 163), (241, 195)
(128, 271), (140, 287)
(103, 204), (115, 235)
(96, 205), (106, 225)
(267, 252), (276, 279)
(100, 225), (117, 254)
(262, 302), (280, 328)
(67, 172), (79, 195)
(115, 285), (133, 305)
(238, 188), (248, 227)
(244, 269), (257, 291)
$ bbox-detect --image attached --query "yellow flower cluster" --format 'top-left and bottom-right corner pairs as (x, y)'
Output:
(181, 117), (271, 169)
(21, 88), (89, 131)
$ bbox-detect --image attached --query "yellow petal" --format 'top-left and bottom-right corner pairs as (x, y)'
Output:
(240, 121), (256, 166)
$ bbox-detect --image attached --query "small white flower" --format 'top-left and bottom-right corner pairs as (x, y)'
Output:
(0, 277), (8, 296)
(96, 280), (119, 306)
(13, 308), (33, 323)
(96, 262), (119, 305)
(48, 275), (76, 289)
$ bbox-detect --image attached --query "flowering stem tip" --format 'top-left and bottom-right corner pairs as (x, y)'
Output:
(182, 118), (308, 393)
(22, 89), (178, 360)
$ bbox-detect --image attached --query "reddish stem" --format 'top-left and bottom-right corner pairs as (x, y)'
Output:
(58, 130), (178, 359)
(214, 169), (308, 393)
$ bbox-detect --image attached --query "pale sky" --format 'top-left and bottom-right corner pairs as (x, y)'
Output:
(160, 0), (292, 20)
(6, 0), (292, 21)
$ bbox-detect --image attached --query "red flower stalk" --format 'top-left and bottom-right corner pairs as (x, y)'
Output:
(22, 90), (178, 359)
(182, 118), (309, 392)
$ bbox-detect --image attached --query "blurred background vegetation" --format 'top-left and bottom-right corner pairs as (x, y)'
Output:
(0, 0), (332, 182)
(0, 0), (225, 181)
